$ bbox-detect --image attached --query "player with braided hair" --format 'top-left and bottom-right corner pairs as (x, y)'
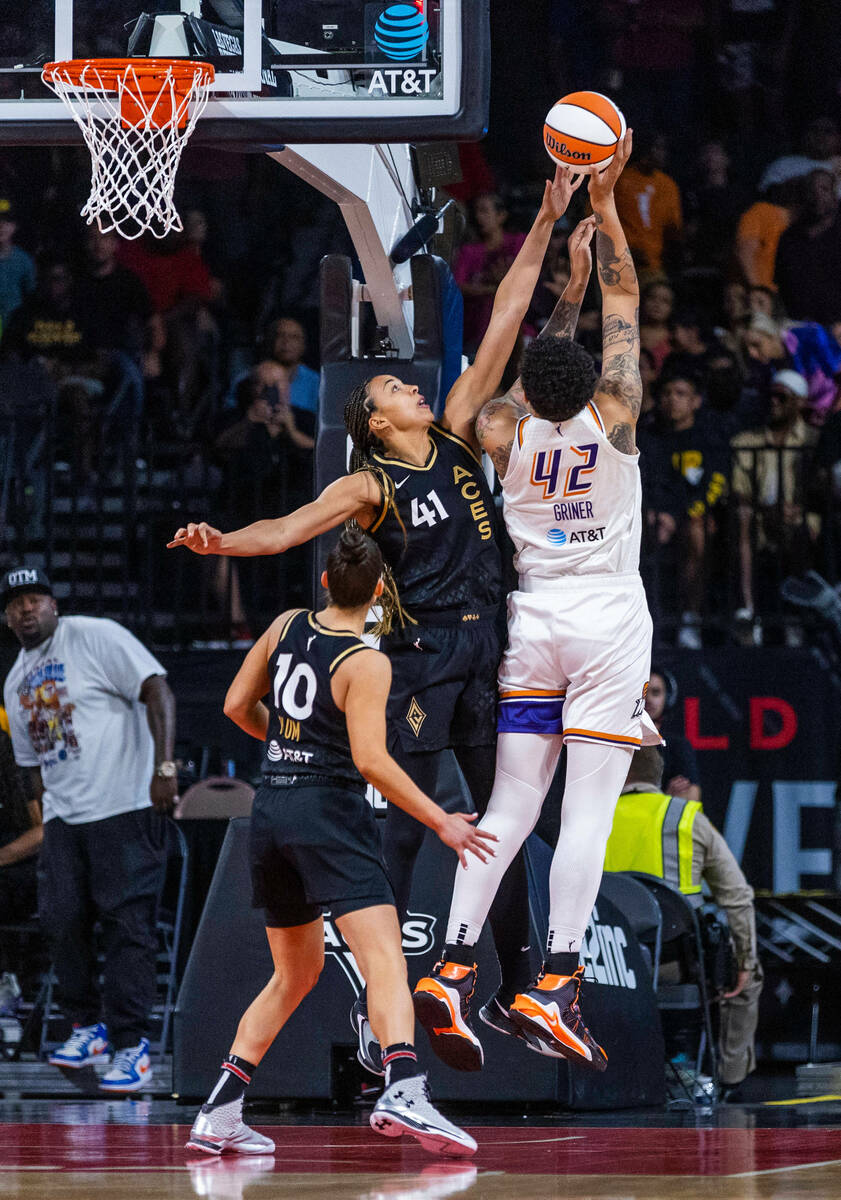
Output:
(169, 167), (592, 1073)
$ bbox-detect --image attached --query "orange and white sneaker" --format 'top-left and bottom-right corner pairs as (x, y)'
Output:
(413, 959), (483, 1072)
(509, 966), (607, 1071)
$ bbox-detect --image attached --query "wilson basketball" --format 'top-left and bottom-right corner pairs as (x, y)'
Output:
(543, 91), (626, 174)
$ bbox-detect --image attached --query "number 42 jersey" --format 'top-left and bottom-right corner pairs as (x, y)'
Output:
(261, 609), (369, 787)
(502, 402), (642, 582)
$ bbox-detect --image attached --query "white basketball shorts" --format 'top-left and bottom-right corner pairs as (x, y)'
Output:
(497, 572), (662, 749)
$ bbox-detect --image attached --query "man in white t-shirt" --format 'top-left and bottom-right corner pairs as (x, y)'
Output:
(2, 566), (177, 1092)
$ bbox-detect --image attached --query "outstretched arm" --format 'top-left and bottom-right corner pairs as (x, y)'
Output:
(589, 130), (643, 455)
(167, 470), (382, 556)
(474, 216), (597, 478)
(442, 166), (584, 452)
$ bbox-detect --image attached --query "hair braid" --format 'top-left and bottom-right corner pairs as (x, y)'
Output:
(342, 378), (412, 637)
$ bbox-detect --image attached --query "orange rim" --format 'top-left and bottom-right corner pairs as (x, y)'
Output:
(42, 58), (215, 92)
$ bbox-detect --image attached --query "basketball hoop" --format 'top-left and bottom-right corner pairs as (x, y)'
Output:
(42, 59), (215, 241)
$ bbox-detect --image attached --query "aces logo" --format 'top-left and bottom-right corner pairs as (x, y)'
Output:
(323, 910), (436, 995)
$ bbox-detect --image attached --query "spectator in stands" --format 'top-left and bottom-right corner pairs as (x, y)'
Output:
(0, 718), (41, 921)
(2, 566), (177, 1092)
(639, 279), (675, 374)
(1, 257), (142, 476)
(78, 229), (158, 361)
(216, 367), (314, 619)
(734, 182), (795, 290)
(644, 666), (701, 805)
(661, 308), (728, 392)
(684, 141), (747, 274)
(453, 192), (526, 355)
(0, 198), (35, 333)
(604, 746), (763, 1100)
(639, 374), (728, 648)
(760, 116), (841, 193)
(740, 312), (841, 427)
(255, 316), (319, 436)
(613, 130), (682, 272)
(775, 170), (841, 327)
(117, 231), (221, 438)
(731, 370), (820, 643)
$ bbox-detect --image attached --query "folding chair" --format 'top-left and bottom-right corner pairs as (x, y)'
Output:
(599, 872), (663, 987)
(626, 872), (718, 1102)
(175, 777), (255, 819)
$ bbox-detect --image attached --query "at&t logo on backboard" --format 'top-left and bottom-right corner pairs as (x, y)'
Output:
(374, 3), (430, 61)
(323, 910), (436, 996)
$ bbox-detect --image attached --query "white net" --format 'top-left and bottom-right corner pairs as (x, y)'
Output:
(42, 61), (213, 241)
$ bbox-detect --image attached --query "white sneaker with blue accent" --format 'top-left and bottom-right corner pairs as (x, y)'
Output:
(48, 1023), (109, 1068)
(99, 1038), (153, 1092)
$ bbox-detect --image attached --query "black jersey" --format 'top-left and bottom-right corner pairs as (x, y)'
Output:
(261, 609), (370, 788)
(368, 423), (503, 614)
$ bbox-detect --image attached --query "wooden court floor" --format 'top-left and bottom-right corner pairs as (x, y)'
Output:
(2, 1120), (841, 1199)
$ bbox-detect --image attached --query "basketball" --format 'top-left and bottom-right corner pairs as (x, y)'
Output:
(543, 91), (626, 174)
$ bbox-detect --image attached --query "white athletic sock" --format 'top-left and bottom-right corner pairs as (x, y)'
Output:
(547, 740), (633, 955)
(445, 732), (561, 946)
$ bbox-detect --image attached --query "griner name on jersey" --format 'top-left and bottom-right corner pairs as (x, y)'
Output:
(552, 500), (595, 521)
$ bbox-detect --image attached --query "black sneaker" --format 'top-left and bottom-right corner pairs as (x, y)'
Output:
(350, 994), (383, 1077)
(509, 965), (607, 1071)
(479, 993), (563, 1058)
(413, 959), (483, 1072)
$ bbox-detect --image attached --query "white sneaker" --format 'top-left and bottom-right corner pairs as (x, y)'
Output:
(49, 1022), (109, 1068)
(370, 1074), (477, 1157)
(186, 1098), (276, 1156)
(99, 1038), (153, 1092)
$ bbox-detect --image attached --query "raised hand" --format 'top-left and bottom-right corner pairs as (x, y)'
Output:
(436, 811), (499, 868)
(588, 128), (633, 209)
(539, 163), (585, 224)
(567, 215), (597, 288)
(167, 521), (224, 554)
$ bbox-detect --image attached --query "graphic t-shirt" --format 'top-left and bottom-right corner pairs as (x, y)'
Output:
(4, 616), (166, 825)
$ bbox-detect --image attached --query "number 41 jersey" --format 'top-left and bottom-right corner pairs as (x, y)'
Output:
(261, 609), (369, 787)
(502, 401), (642, 581)
(369, 423), (503, 614)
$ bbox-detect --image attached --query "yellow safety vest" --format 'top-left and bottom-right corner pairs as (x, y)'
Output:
(604, 789), (703, 896)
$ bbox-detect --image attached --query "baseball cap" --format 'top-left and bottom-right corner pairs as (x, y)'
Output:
(771, 369), (809, 400)
(0, 197), (17, 223)
(0, 566), (53, 607)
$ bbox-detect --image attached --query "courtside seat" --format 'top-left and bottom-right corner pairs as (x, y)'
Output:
(175, 777), (255, 820)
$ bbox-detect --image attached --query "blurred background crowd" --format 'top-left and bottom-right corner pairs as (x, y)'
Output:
(0, 0), (839, 651)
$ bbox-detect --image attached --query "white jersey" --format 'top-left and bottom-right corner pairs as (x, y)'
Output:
(502, 401), (642, 582)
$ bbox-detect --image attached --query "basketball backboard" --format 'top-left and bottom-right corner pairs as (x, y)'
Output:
(0, 0), (489, 147)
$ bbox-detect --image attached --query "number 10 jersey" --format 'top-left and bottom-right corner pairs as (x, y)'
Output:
(261, 609), (369, 788)
(502, 402), (642, 582)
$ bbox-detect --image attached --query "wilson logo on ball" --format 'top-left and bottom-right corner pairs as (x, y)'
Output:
(543, 91), (626, 174)
(374, 4), (430, 62)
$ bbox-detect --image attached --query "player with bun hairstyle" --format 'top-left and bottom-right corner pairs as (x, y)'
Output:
(186, 529), (495, 1159)
(170, 173), (598, 1072)
(415, 129), (664, 1074)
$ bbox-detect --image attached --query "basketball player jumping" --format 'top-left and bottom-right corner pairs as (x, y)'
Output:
(414, 130), (662, 1072)
(186, 530), (494, 1159)
(169, 172), (595, 1071)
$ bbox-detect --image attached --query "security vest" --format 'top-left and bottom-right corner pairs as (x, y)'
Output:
(604, 788), (703, 896)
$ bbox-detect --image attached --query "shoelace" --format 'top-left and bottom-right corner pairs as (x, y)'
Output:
(62, 1027), (100, 1054)
(110, 1045), (142, 1074)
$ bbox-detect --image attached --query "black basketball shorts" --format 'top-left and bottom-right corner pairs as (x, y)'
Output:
(382, 613), (503, 755)
(249, 782), (395, 928)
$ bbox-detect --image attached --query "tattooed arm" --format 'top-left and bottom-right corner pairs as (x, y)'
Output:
(587, 130), (642, 455)
(474, 394), (524, 480)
